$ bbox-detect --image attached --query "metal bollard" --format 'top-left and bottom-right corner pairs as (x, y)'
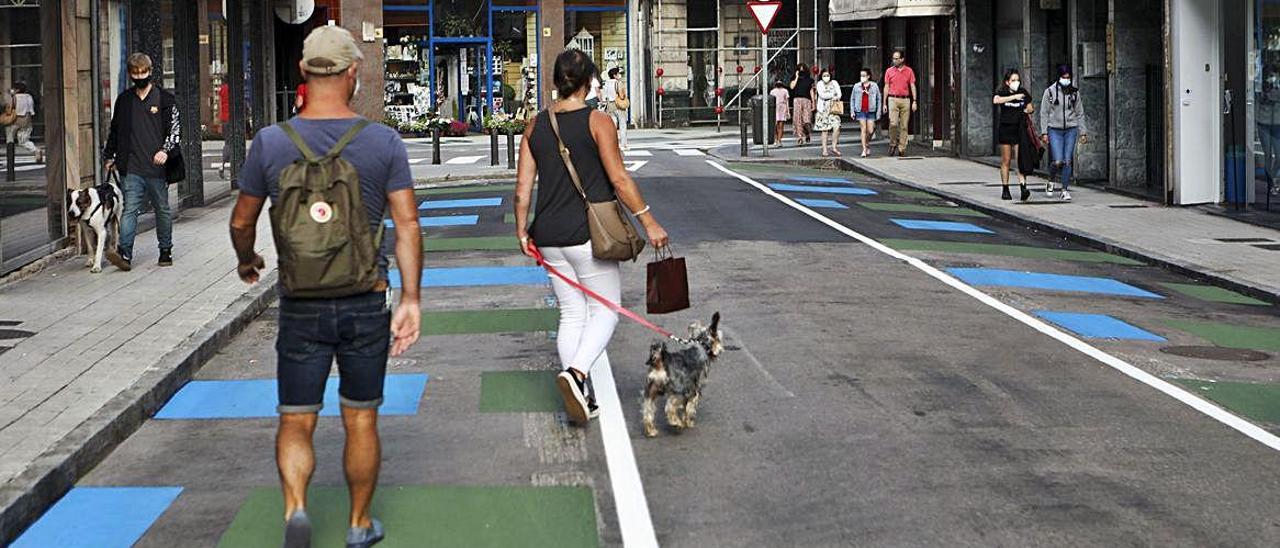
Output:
(506, 131), (516, 169)
(431, 129), (441, 165)
(740, 114), (749, 157)
(5, 142), (14, 182)
(490, 130), (499, 166)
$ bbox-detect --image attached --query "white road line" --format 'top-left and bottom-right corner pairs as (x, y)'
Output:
(625, 160), (648, 172)
(445, 155), (485, 165)
(673, 149), (705, 157)
(624, 150), (653, 157)
(408, 158), (430, 164)
(706, 159), (1280, 453)
(591, 351), (660, 548)
(723, 327), (794, 398)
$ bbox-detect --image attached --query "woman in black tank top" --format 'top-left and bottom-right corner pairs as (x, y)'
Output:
(513, 49), (669, 426)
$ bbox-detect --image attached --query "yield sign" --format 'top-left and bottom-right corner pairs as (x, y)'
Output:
(747, 1), (783, 34)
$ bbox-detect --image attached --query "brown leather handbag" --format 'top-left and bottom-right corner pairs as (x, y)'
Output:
(547, 109), (645, 262)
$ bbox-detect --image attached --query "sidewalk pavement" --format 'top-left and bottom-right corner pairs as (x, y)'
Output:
(710, 140), (1280, 304)
(0, 197), (278, 543)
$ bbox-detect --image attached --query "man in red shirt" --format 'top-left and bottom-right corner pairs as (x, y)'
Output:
(882, 49), (917, 156)
(218, 81), (231, 179)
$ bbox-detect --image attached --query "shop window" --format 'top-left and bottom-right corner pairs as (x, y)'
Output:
(1, 1), (60, 272)
(493, 11), (539, 117)
(433, 0), (488, 37)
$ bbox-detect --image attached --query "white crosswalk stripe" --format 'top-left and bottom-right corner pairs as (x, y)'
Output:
(625, 160), (648, 172)
(623, 150), (652, 157)
(445, 155), (485, 165)
(673, 149), (705, 156)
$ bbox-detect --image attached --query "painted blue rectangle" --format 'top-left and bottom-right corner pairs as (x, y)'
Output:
(418, 197), (503, 210)
(13, 486), (183, 548)
(796, 198), (849, 209)
(155, 374), (429, 419)
(768, 183), (878, 196)
(890, 219), (994, 234)
(389, 266), (549, 288)
(383, 215), (479, 229)
(1033, 311), (1167, 341)
(946, 268), (1165, 299)
(787, 175), (853, 184)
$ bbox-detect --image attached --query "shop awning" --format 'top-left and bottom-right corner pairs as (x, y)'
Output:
(829, 0), (955, 22)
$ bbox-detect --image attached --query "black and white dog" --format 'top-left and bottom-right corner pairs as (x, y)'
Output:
(67, 177), (124, 273)
(642, 312), (724, 437)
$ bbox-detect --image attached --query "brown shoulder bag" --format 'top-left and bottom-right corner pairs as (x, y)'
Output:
(547, 109), (646, 262)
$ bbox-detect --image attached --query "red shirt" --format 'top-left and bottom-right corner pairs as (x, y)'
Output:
(884, 65), (916, 97)
(218, 83), (230, 123)
(861, 85), (871, 113)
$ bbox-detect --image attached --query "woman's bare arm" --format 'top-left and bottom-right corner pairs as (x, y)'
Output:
(514, 114), (538, 256)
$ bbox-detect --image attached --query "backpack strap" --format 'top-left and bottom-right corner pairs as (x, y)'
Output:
(326, 118), (371, 158)
(279, 121), (319, 162)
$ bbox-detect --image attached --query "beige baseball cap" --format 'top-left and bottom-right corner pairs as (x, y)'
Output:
(301, 26), (364, 75)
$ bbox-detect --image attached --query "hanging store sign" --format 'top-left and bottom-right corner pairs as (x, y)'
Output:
(828, 0), (955, 22)
(274, 0), (315, 25)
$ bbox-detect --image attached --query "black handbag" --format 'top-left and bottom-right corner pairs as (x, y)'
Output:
(164, 149), (186, 184)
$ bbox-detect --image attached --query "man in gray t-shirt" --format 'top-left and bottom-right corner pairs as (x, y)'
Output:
(228, 26), (421, 548)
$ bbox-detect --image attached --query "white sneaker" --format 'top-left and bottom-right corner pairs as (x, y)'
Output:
(1061, 190), (1072, 201)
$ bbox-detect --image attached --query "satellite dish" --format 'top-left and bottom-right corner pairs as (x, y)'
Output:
(274, 0), (315, 25)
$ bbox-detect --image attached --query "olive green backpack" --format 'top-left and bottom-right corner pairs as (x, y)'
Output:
(270, 119), (383, 298)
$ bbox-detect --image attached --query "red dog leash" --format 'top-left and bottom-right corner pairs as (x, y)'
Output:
(528, 243), (676, 339)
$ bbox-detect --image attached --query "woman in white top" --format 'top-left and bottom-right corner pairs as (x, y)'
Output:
(5, 82), (42, 163)
(813, 69), (843, 157)
(602, 67), (630, 150)
(585, 74), (602, 109)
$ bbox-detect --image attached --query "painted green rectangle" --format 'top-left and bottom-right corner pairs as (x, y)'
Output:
(480, 370), (562, 412)
(424, 308), (559, 335)
(881, 238), (1143, 265)
(416, 183), (515, 196)
(218, 485), (598, 548)
(1160, 320), (1280, 351)
(1158, 282), (1270, 306)
(885, 189), (937, 199)
(424, 236), (519, 252)
(859, 201), (989, 217)
(504, 213), (534, 224)
(1174, 379), (1280, 424)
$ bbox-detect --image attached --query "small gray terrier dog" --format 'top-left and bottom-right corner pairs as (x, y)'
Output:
(643, 312), (723, 437)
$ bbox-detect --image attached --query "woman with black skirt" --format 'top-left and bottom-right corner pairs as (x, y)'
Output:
(993, 69), (1033, 201)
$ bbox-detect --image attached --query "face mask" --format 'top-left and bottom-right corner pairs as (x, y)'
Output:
(860, 76), (869, 83)
(131, 75), (149, 89)
(1009, 81), (1020, 91)
(822, 76), (831, 83)
(1059, 78), (1072, 88)
(353, 79), (361, 97)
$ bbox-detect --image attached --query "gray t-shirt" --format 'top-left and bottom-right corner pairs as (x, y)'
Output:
(238, 117), (413, 277)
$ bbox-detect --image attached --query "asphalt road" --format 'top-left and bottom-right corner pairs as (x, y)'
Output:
(18, 147), (1280, 547)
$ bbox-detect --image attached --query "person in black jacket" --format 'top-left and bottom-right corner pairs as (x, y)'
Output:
(103, 52), (183, 270)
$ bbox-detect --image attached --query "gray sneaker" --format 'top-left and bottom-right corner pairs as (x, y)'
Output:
(346, 518), (385, 548)
(283, 510), (311, 548)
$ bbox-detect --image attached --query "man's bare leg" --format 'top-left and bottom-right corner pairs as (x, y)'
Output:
(277, 412), (319, 519)
(342, 406), (381, 529)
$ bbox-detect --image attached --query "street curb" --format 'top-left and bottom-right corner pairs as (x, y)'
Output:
(413, 171), (514, 187)
(709, 147), (1280, 306)
(0, 271), (280, 546)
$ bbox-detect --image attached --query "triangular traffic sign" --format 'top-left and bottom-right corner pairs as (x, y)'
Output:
(747, 1), (782, 35)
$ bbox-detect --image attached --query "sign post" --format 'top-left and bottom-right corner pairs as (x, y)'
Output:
(748, 1), (781, 157)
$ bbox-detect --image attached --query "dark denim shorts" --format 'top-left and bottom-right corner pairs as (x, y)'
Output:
(276, 291), (391, 414)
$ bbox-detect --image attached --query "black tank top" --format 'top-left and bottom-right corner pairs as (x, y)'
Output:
(528, 107), (617, 247)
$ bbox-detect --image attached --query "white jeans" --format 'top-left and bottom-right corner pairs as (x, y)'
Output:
(542, 242), (621, 374)
(5, 117), (38, 154)
(606, 102), (628, 147)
